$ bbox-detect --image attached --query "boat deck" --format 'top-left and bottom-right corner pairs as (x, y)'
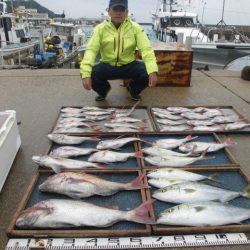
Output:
(1, 68), (250, 249)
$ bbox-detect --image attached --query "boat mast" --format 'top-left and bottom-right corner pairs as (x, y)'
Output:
(216, 0), (227, 27)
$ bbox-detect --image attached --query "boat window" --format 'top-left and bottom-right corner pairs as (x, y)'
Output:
(15, 29), (25, 38)
(184, 18), (194, 27)
(172, 18), (181, 27)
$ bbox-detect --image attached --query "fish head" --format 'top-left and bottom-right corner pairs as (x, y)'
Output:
(96, 141), (106, 150)
(16, 202), (53, 228)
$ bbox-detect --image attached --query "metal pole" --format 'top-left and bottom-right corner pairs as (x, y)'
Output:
(221, 0), (226, 22)
(201, 2), (206, 25)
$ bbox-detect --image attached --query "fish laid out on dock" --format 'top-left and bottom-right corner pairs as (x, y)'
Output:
(179, 138), (234, 153)
(152, 182), (250, 203)
(39, 172), (148, 198)
(48, 134), (100, 145)
(157, 201), (250, 226)
(16, 199), (155, 228)
(147, 168), (218, 182)
(32, 155), (104, 173)
(153, 135), (198, 149)
(142, 146), (194, 157)
(148, 177), (188, 188)
(88, 150), (143, 163)
(96, 137), (143, 150)
(50, 146), (98, 158)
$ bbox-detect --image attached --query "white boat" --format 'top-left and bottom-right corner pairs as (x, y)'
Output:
(0, 2), (38, 66)
(152, 0), (250, 68)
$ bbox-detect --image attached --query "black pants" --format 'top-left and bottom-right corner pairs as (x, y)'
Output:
(91, 60), (149, 97)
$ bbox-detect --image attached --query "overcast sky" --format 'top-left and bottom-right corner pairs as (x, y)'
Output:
(36, 0), (250, 25)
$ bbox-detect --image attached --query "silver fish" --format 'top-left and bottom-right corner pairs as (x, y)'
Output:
(154, 112), (183, 121)
(32, 155), (103, 173)
(152, 182), (250, 203)
(16, 199), (155, 228)
(59, 118), (91, 123)
(96, 137), (142, 150)
(56, 121), (96, 129)
(110, 101), (140, 118)
(154, 135), (197, 149)
(186, 120), (214, 126)
(104, 123), (144, 130)
(109, 127), (143, 132)
(203, 109), (223, 118)
(157, 119), (187, 125)
(160, 125), (190, 132)
(54, 127), (94, 133)
(193, 107), (210, 113)
(88, 150), (143, 163)
(50, 146), (98, 158)
(82, 107), (115, 112)
(166, 107), (191, 113)
(142, 146), (193, 157)
(61, 113), (86, 118)
(39, 172), (148, 198)
(85, 115), (109, 121)
(148, 177), (187, 188)
(224, 123), (250, 131)
(48, 134), (100, 145)
(144, 151), (207, 167)
(61, 107), (84, 113)
(192, 125), (222, 132)
(110, 117), (145, 123)
(147, 168), (217, 182)
(179, 138), (234, 153)
(157, 201), (250, 226)
(181, 112), (210, 120)
(212, 116), (240, 123)
(83, 110), (114, 116)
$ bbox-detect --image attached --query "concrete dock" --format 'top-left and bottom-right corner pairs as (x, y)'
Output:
(1, 68), (250, 249)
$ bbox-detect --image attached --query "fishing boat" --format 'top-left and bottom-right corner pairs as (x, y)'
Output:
(152, 0), (250, 68)
(0, 1), (38, 67)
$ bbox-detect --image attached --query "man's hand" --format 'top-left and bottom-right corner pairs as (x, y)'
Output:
(148, 72), (158, 87)
(82, 77), (92, 90)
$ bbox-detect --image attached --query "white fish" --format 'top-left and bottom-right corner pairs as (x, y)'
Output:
(186, 120), (214, 126)
(54, 127), (96, 133)
(152, 182), (250, 203)
(147, 168), (217, 182)
(193, 107), (209, 113)
(160, 125), (190, 132)
(56, 122), (97, 129)
(144, 151), (207, 167)
(82, 107), (115, 112)
(142, 146), (193, 157)
(32, 155), (103, 173)
(157, 201), (250, 226)
(224, 123), (250, 131)
(104, 123), (144, 130)
(181, 112), (210, 120)
(61, 113), (86, 118)
(85, 115), (109, 121)
(148, 177), (188, 188)
(179, 138), (234, 153)
(39, 172), (148, 198)
(192, 125), (222, 132)
(96, 137), (143, 150)
(59, 118), (91, 124)
(50, 146), (98, 158)
(111, 101), (140, 118)
(154, 135), (197, 149)
(203, 109), (223, 118)
(61, 107), (84, 113)
(16, 199), (155, 228)
(166, 107), (191, 113)
(157, 119), (187, 125)
(212, 116), (241, 124)
(110, 117), (145, 123)
(88, 150), (143, 163)
(48, 134), (100, 145)
(83, 110), (114, 116)
(154, 111), (183, 121)
(109, 127), (143, 132)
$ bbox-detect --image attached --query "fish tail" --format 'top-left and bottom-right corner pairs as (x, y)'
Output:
(135, 150), (144, 158)
(225, 137), (236, 146)
(126, 173), (148, 190)
(91, 136), (101, 141)
(242, 185), (250, 198)
(50, 165), (62, 173)
(126, 199), (155, 224)
(207, 173), (223, 183)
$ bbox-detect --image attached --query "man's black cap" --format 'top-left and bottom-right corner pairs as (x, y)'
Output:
(109, 0), (128, 9)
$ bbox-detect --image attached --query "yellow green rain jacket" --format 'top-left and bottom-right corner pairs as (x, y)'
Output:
(80, 17), (158, 79)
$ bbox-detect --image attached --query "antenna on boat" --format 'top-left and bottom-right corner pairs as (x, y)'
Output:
(216, 0), (227, 27)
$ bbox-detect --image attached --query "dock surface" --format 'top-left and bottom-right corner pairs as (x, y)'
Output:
(1, 68), (250, 249)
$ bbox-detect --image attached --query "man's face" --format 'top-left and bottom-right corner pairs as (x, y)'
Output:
(108, 6), (128, 25)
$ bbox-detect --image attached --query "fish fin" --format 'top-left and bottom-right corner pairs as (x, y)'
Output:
(127, 199), (156, 224)
(126, 173), (148, 190)
(194, 206), (206, 212)
(207, 174), (223, 183)
(135, 150), (144, 159)
(184, 188), (196, 193)
(50, 165), (62, 173)
(242, 185), (250, 198)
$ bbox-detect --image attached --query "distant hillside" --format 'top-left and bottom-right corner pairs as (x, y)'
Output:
(5, 0), (62, 18)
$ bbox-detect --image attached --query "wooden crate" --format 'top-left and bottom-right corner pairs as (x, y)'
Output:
(144, 167), (250, 234)
(8, 170), (152, 238)
(135, 50), (193, 86)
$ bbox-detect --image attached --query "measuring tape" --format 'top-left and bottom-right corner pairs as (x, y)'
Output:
(6, 233), (250, 249)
